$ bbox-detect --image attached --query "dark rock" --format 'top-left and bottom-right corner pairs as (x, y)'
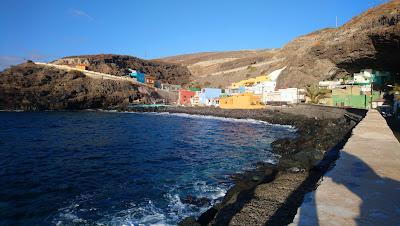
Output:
(197, 207), (219, 226)
(0, 63), (162, 111)
(178, 217), (201, 226)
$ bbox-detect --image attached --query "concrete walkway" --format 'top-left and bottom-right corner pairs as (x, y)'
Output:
(290, 110), (400, 226)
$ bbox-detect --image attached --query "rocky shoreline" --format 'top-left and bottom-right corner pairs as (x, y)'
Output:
(126, 105), (366, 225)
(0, 101), (366, 225)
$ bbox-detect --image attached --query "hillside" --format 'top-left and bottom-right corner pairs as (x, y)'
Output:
(156, 49), (282, 88)
(0, 62), (162, 111)
(52, 54), (192, 86)
(158, 0), (400, 89)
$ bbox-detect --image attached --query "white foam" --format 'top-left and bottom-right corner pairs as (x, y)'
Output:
(143, 112), (295, 130)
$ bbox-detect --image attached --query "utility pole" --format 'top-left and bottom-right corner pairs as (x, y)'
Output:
(336, 16), (338, 28)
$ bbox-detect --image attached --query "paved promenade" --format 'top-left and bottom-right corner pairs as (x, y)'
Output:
(290, 110), (400, 226)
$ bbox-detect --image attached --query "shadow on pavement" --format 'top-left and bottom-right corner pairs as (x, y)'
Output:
(295, 151), (400, 226)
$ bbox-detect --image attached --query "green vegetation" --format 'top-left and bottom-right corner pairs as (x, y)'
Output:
(247, 66), (257, 72)
(305, 84), (330, 104)
(68, 70), (86, 79)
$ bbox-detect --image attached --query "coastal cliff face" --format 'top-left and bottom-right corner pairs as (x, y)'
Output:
(158, 0), (400, 88)
(0, 62), (161, 111)
(277, 0), (400, 88)
(52, 54), (192, 86)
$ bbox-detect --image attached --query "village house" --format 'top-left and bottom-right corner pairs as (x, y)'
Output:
(316, 69), (392, 109)
(219, 93), (264, 109)
(75, 64), (87, 70)
(145, 75), (156, 86)
(263, 88), (305, 104)
(252, 81), (277, 95)
(319, 80), (342, 90)
(178, 89), (196, 106)
(230, 75), (270, 90)
(199, 88), (222, 106)
(207, 98), (220, 107)
(329, 85), (381, 109)
(190, 91), (201, 106)
(128, 69), (145, 83)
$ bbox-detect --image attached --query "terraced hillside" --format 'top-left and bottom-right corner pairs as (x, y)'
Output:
(158, 0), (400, 89)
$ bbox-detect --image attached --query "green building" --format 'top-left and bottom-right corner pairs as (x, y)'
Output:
(331, 85), (380, 109)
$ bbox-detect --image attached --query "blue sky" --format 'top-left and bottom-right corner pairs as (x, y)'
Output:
(0, 0), (389, 69)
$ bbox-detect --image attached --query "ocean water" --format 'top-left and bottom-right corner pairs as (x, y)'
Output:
(0, 111), (295, 225)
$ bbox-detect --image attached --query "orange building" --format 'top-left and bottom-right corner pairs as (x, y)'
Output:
(179, 89), (196, 106)
(219, 93), (265, 109)
(76, 64), (87, 70)
(145, 75), (156, 86)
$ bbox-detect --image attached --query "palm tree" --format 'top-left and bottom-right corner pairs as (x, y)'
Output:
(305, 84), (330, 104)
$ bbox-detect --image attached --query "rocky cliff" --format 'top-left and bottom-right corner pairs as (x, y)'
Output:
(276, 0), (400, 88)
(158, 0), (400, 89)
(0, 62), (162, 111)
(53, 54), (192, 86)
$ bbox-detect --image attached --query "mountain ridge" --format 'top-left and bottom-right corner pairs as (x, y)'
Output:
(157, 0), (400, 88)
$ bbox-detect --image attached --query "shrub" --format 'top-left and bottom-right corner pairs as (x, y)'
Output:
(68, 70), (86, 79)
(247, 66), (257, 72)
(305, 84), (330, 104)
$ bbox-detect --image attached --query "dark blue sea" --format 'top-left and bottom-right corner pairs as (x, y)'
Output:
(0, 111), (295, 225)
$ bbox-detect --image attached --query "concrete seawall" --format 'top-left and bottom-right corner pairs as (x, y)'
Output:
(290, 110), (400, 226)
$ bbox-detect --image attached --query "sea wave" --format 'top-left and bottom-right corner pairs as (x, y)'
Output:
(53, 181), (229, 226)
(140, 112), (296, 130)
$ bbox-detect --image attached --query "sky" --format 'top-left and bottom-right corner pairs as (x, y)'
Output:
(0, 0), (389, 70)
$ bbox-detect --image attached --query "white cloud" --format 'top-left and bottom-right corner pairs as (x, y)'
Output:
(69, 9), (94, 21)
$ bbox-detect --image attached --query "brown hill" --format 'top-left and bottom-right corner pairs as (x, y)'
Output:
(158, 0), (400, 89)
(53, 54), (192, 86)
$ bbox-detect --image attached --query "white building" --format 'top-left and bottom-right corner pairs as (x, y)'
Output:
(319, 80), (342, 89)
(263, 88), (305, 104)
(206, 98), (220, 107)
(190, 91), (201, 106)
(350, 69), (373, 85)
(252, 81), (277, 95)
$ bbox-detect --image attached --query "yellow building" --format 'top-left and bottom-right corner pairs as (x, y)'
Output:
(219, 93), (265, 109)
(230, 75), (270, 89)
